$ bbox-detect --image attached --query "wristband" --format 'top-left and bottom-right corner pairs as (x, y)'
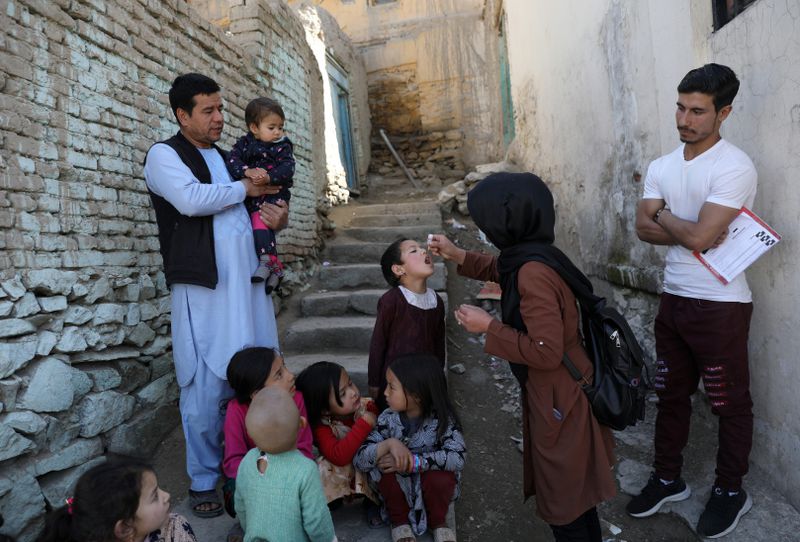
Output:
(654, 206), (668, 223)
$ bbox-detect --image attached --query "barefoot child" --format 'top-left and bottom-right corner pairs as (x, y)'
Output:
(369, 239), (446, 410)
(355, 354), (465, 542)
(295, 362), (382, 522)
(222, 347), (313, 517)
(236, 388), (337, 542)
(226, 97), (294, 292)
(35, 460), (196, 542)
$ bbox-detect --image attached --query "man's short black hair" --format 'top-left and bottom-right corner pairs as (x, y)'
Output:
(168, 73), (221, 122)
(677, 63), (740, 111)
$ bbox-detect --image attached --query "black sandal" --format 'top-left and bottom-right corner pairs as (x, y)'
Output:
(188, 489), (224, 518)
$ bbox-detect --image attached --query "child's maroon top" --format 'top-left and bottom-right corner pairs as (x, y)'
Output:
(368, 287), (446, 395)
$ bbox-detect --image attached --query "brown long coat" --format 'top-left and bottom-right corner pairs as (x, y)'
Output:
(460, 252), (616, 525)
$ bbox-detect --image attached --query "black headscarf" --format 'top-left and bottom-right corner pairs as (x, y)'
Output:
(467, 172), (598, 384)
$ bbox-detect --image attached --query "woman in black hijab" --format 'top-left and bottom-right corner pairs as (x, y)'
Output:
(429, 172), (616, 542)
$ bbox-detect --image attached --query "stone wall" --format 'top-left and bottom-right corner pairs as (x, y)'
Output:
(372, 130), (465, 182)
(0, 0), (330, 539)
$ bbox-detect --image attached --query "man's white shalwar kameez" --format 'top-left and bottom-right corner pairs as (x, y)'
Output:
(144, 144), (279, 491)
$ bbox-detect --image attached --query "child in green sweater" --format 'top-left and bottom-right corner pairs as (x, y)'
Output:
(235, 388), (338, 542)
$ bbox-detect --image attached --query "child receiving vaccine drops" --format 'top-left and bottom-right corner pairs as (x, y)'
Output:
(369, 238), (446, 410)
(355, 354), (465, 542)
(226, 97), (295, 293)
(235, 387), (337, 542)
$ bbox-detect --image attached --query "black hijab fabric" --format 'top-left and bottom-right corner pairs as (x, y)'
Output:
(467, 173), (597, 384)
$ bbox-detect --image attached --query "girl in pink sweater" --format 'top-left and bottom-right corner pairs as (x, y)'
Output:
(222, 347), (313, 517)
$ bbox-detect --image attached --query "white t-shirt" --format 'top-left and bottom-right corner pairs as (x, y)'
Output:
(643, 139), (757, 302)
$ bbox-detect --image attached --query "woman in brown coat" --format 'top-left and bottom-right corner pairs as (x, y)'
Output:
(429, 172), (616, 541)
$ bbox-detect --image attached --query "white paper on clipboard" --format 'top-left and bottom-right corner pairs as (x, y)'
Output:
(693, 207), (781, 285)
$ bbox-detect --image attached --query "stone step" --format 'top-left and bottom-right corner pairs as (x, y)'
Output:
(342, 225), (431, 243)
(318, 263), (446, 290)
(282, 316), (375, 352)
(301, 289), (450, 317)
(350, 201), (440, 217)
(324, 242), (388, 264)
(349, 213), (441, 228)
(286, 352), (369, 392)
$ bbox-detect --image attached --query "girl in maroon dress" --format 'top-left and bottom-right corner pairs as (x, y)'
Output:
(369, 239), (446, 411)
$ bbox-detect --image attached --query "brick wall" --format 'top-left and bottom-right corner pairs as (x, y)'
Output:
(0, 0), (328, 538)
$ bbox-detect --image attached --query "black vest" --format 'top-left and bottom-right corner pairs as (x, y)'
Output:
(145, 131), (227, 289)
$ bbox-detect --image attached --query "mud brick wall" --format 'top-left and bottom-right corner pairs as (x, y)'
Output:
(0, 0), (326, 539)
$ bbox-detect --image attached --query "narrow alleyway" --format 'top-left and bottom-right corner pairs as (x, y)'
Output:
(153, 178), (800, 541)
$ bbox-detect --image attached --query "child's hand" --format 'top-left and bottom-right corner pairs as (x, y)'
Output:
(359, 410), (377, 427)
(455, 303), (494, 334)
(385, 438), (412, 473)
(427, 234), (466, 265)
(244, 167), (269, 184)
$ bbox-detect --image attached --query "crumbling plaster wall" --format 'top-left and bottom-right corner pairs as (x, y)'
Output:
(0, 0), (327, 539)
(503, 0), (800, 507)
(300, 0), (504, 174)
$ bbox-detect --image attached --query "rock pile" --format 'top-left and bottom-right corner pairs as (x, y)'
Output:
(437, 160), (521, 214)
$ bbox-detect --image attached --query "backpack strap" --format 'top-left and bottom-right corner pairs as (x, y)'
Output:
(562, 353), (591, 390)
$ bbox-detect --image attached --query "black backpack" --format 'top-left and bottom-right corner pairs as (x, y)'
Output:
(562, 286), (648, 431)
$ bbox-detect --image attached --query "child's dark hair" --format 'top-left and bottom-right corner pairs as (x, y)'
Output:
(677, 63), (740, 111)
(168, 73), (220, 122)
(35, 459), (152, 542)
(227, 347), (280, 405)
(390, 353), (461, 443)
(380, 238), (409, 287)
(245, 97), (285, 128)
(295, 361), (345, 427)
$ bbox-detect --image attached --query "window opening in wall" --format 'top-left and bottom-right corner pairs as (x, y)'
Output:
(371, 0), (397, 6)
(713, 0), (758, 30)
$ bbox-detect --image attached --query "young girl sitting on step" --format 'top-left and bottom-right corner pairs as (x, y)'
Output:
(355, 354), (465, 542)
(36, 459), (196, 542)
(296, 361), (382, 524)
(369, 238), (446, 411)
(222, 347), (313, 517)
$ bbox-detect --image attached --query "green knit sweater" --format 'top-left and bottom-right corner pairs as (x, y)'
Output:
(234, 448), (336, 542)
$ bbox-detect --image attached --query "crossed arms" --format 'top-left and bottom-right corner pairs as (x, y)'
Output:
(635, 198), (738, 252)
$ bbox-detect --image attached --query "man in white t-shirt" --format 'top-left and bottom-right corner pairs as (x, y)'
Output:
(627, 64), (757, 539)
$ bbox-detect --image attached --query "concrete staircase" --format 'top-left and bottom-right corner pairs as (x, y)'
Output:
(282, 200), (447, 394)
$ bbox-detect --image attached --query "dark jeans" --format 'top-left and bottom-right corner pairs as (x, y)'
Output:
(549, 507), (601, 542)
(378, 471), (456, 528)
(653, 293), (753, 490)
